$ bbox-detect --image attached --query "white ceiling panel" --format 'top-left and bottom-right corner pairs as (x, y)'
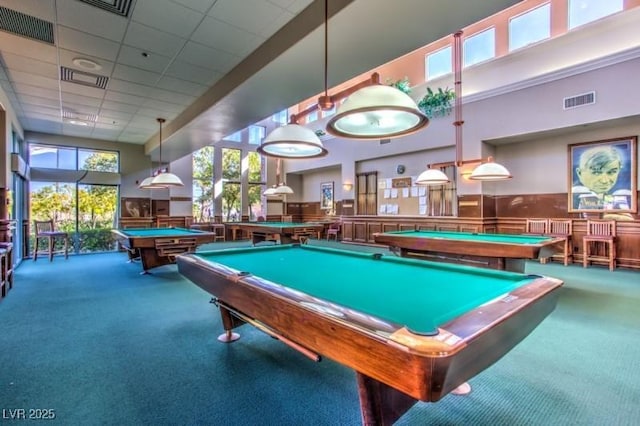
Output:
(208, 0), (285, 35)
(0, 0), (55, 21)
(100, 101), (140, 114)
(8, 71), (59, 90)
(155, 75), (208, 97)
(19, 94), (59, 108)
(0, 32), (57, 63)
(191, 16), (263, 56)
(111, 64), (162, 86)
(12, 83), (59, 100)
(142, 98), (185, 114)
(123, 22), (187, 58)
(103, 90), (147, 106)
(56, 26), (121, 62)
(56, 0), (129, 42)
(116, 45), (173, 73)
(60, 82), (107, 100)
(164, 60), (221, 85)
(107, 79), (155, 98)
(57, 48), (115, 75)
(131, 0), (205, 39)
(1, 52), (58, 78)
(145, 88), (196, 106)
(175, 41), (239, 72)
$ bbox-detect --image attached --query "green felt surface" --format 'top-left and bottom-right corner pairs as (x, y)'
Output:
(194, 245), (535, 334)
(120, 227), (203, 237)
(384, 230), (552, 244)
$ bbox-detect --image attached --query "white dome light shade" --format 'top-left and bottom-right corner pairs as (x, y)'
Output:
(263, 186), (278, 196)
(138, 176), (155, 189)
(326, 85), (429, 139)
(257, 124), (328, 159)
(415, 168), (450, 185)
(151, 171), (184, 187)
(469, 158), (512, 181)
(273, 184), (294, 195)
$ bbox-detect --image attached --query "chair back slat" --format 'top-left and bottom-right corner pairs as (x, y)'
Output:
(549, 219), (572, 235)
(525, 219), (548, 234)
(587, 220), (616, 237)
(34, 220), (54, 234)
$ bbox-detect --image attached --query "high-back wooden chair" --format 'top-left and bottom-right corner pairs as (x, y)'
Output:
(583, 220), (616, 271)
(525, 219), (548, 235)
(33, 220), (69, 262)
(326, 221), (341, 241)
(548, 219), (573, 266)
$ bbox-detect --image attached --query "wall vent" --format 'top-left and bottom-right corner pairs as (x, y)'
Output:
(563, 91), (596, 110)
(60, 66), (109, 90)
(380, 139), (391, 145)
(78, 0), (134, 17)
(0, 6), (54, 44)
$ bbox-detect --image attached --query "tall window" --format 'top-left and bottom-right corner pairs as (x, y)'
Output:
(29, 145), (77, 169)
(221, 148), (241, 222)
(192, 146), (214, 222)
(272, 109), (288, 125)
(79, 149), (119, 172)
(224, 130), (242, 142)
(247, 152), (265, 221)
(305, 104), (318, 124)
(568, 0), (623, 30)
(427, 166), (457, 216)
(248, 125), (265, 145)
(425, 46), (452, 80)
(463, 28), (495, 67)
(509, 4), (551, 51)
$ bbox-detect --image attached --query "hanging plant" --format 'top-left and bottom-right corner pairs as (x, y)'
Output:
(386, 77), (412, 95)
(418, 87), (455, 118)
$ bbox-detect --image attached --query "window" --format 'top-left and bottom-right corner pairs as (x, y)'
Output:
(192, 146), (214, 222)
(568, 0), (622, 30)
(305, 104), (318, 124)
(427, 165), (457, 216)
(509, 4), (551, 51)
(322, 104), (336, 118)
(29, 144), (77, 169)
(223, 130), (242, 142)
(221, 148), (241, 222)
(79, 149), (119, 172)
(247, 152), (265, 221)
(272, 109), (288, 125)
(463, 28), (495, 67)
(425, 46), (452, 80)
(248, 125), (265, 145)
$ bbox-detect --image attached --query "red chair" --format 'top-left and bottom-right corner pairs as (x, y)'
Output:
(326, 221), (341, 241)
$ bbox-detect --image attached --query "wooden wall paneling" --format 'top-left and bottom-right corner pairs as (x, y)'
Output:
(353, 222), (368, 243)
(382, 223), (399, 233)
(367, 222), (383, 243)
(459, 225), (480, 233)
(417, 224), (437, 231)
(457, 195), (482, 218)
(437, 224), (459, 232)
(341, 220), (353, 242)
(399, 223), (416, 231)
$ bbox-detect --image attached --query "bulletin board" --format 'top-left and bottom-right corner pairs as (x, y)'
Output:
(377, 177), (428, 216)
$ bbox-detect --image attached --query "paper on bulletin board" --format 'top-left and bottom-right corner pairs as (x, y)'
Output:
(388, 204), (398, 214)
(386, 178), (392, 188)
(390, 189), (398, 198)
(402, 188), (409, 198)
(383, 189), (390, 199)
(411, 187), (418, 197)
(418, 187), (427, 196)
(419, 205), (427, 215)
(379, 204), (387, 213)
(378, 181), (386, 189)
(419, 196), (427, 205)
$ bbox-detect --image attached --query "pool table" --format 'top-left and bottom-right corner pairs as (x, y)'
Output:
(374, 230), (566, 273)
(227, 221), (324, 245)
(112, 227), (217, 273)
(177, 244), (562, 425)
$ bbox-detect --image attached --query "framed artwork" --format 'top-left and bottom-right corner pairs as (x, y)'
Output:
(320, 181), (334, 210)
(568, 136), (637, 213)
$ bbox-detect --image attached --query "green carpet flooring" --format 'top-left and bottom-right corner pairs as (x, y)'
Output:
(1, 240), (639, 425)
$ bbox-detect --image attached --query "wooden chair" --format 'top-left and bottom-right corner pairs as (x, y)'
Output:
(281, 215), (293, 222)
(256, 216), (266, 222)
(524, 219), (549, 263)
(548, 219), (573, 266)
(33, 220), (69, 262)
(583, 220), (616, 271)
(525, 219), (548, 235)
(326, 221), (341, 241)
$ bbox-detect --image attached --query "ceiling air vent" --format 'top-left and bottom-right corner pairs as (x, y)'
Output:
(78, 0), (134, 17)
(60, 66), (109, 90)
(63, 109), (98, 123)
(563, 91), (596, 110)
(0, 6), (54, 44)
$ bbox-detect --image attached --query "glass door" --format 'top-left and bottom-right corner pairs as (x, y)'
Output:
(77, 184), (118, 253)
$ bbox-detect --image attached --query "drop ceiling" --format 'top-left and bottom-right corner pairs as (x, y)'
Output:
(0, 0), (521, 163)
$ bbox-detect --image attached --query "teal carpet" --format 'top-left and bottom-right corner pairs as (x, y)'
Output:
(1, 241), (639, 425)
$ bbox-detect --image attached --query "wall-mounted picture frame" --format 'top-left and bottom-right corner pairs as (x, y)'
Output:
(320, 181), (334, 210)
(568, 136), (637, 213)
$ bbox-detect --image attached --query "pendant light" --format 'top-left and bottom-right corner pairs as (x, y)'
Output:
(148, 118), (184, 188)
(264, 159), (294, 196)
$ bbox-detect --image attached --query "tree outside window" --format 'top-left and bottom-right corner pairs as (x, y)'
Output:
(192, 146), (214, 222)
(222, 148), (241, 222)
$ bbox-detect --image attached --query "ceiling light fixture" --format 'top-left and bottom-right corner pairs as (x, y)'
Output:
(416, 31), (511, 185)
(264, 159), (294, 196)
(259, 0), (428, 159)
(140, 118), (184, 189)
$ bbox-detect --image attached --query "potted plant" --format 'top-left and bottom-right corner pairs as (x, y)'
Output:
(386, 77), (412, 95)
(418, 87), (455, 118)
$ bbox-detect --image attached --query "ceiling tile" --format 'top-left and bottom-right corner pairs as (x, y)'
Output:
(259, 9), (296, 39)
(145, 87), (196, 106)
(8, 71), (59, 90)
(171, 0), (218, 14)
(56, 0), (129, 42)
(1, 53), (57, 79)
(0, 0), (56, 21)
(164, 60), (221, 85)
(21, 104), (61, 117)
(176, 41), (239, 72)
(132, 0), (205, 39)
(191, 16), (263, 56)
(12, 83), (59, 100)
(104, 90), (147, 106)
(209, 0), (285, 35)
(107, 79), (155, 98)
(60, 82), (107, 100)
(57, 26), (121, 62)
(112, 64), (162, 86)
(117, 45), (173, 73)
(142, 98), (185, 114)
(100, 100), (141, 114)
(155, 75), (208, 97)
(123, 22), (187, 59)
(27, 118), (63, 133)
(19, 94), (60, 108)
(0, 32), (58, 63)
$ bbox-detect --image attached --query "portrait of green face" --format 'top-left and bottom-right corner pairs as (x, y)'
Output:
(576, 147), (622, 195)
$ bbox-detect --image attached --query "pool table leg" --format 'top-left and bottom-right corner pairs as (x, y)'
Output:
(356, 372), (418, 426)
(217, 304), (241, 343)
